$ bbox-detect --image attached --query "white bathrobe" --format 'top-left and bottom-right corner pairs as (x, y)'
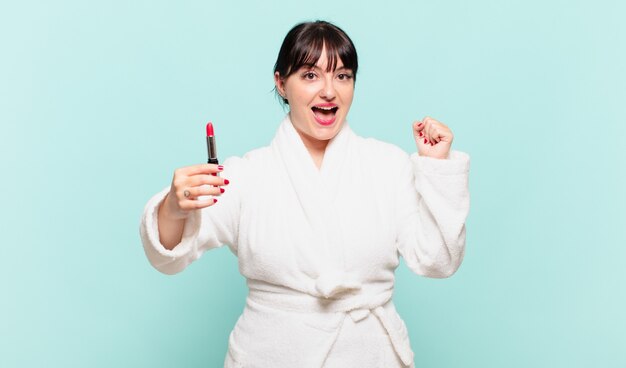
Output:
(140, 115), (470, 368)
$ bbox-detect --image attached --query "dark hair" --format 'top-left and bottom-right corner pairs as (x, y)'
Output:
(274, 20), (358, 105)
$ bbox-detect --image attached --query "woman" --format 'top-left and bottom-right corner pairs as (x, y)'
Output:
(140, 20), (470, 368)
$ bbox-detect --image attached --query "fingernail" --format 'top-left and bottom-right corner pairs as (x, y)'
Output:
(213, 198), (218, 203)
(224, 179), (230, 185)
(423, 138), (427, 144)
(218, 165), (224, 171)
(211, 173), (217, 176)
(220, 188), (225, 193)
(419, 132), (423, 137)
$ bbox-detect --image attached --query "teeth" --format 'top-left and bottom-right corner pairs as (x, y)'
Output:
(314, 106), (336, 111)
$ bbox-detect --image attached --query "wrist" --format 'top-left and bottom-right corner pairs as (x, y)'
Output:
(159, 193), (188, 222)
(418, 152), (450, 160)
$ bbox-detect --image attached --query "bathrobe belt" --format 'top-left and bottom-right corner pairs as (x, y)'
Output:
(247, 279), (415, 366)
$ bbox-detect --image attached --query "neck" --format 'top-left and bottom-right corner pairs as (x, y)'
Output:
(300, 131), (327, 170)
(292, 125), (328, 170)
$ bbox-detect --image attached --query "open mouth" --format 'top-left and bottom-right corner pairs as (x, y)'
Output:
(311, 105), (339, 125)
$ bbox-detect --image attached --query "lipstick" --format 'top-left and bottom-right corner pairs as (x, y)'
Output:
(206, 122), (218, 164)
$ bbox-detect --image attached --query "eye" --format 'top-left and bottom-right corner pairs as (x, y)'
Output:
(303, 71), (317, 80)
(337, 73), (353, 81)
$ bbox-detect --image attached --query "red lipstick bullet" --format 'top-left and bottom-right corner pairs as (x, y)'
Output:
(206, 122), (218, 164)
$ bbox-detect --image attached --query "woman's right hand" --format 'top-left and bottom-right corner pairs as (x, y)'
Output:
(160, 163), (229, 220)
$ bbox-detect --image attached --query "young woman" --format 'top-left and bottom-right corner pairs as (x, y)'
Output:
(140, 20), (470, 368)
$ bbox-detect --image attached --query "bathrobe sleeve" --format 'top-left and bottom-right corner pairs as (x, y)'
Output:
(395, 150), (470, 278)
(139, 157), (245, 275)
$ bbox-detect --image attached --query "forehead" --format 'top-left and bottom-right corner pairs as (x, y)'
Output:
(302, 47), (346, 70)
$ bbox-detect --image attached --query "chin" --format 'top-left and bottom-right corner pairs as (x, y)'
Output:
(311, 121), (342, 140)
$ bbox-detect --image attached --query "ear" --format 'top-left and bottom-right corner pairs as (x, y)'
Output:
(274, 72), (286, 98)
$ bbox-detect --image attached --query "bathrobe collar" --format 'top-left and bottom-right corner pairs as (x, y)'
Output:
(267, 116), (415, 365)
(271, 114), (361, 298)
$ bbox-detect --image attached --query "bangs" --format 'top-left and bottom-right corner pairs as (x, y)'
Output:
(291, 37), (353, 74)
(275, 21), (358, 80)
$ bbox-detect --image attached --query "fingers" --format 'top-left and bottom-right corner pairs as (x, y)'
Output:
(413, 120), (424, 133)
(413, 120), (425, 141)
(173, 164), (228, 191)
(186, 174), (229, 188)
(413, 116), (454, 159)
(177, 163), (224, 177)
(424, 117), (435, 145)
(174, 181), (227, 211)
(426, 120), (439, 144)
(179, 184), (225, 200)
(414, 118), (433, 145)
(163, 188), (219, 217)
(416, 116), (451, 145)
(168, 163), (232, 214)
(178, 198), (219, 211)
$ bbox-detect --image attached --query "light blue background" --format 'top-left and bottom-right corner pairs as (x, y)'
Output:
(2, 0), (625, 367)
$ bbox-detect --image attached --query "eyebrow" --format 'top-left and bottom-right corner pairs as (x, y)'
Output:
(302, 64), (350, 71)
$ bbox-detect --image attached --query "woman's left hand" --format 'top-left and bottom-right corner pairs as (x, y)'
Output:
(412, 116), (453, 159)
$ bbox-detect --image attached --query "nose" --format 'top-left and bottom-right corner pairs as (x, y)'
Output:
(319, 76), (336, 100)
